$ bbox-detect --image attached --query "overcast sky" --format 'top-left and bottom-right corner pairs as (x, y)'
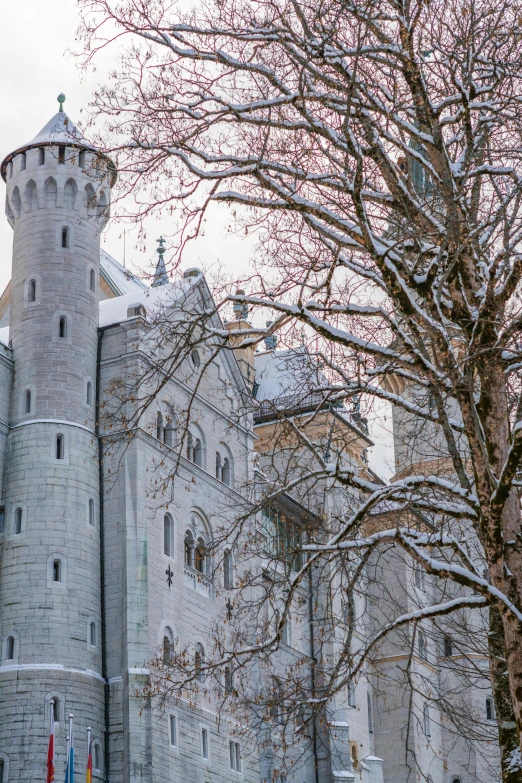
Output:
(0, 0), (395, 477)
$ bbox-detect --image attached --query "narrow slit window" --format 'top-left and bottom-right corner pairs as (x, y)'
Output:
(79, 150), (86, 168)
(52, 698), (60, 723)
(201, 727), (209, 759)
(86, 382), (92, 406)
(6, 636), (15, 660)
(94, 744), (101, 771)
(169, 714), (177, 746)
(21, 152), (26, 171)
(90, 621), (96, 647)
(8, 162), (13, 179)
(164, 515), (174, 557)
(61, 227), (69, 249)
(58, 317), (67, 339)
(28, 279), (36, 302)
(14, 507), (22, 535)
(58, 145), (65, 164)
(53, 559), (61, 582)
(90, 269), (96, 292)
(486, 697), (495, 721)
(24, 389), (31, 414)
(89, 499), (95, 527)
(39, 148), (45, 165)
(56, 434), (64, 460)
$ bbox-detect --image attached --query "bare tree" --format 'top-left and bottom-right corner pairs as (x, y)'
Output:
(77, 0), (522, 778)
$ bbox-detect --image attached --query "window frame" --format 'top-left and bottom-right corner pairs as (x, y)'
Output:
(169, 713), (179, 748)
(229, 740), (242, 773)
(200, 726), (210, 761)
(163, 514), (174, 558)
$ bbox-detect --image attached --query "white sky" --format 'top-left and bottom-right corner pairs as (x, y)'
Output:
(0, 0), (395, 478)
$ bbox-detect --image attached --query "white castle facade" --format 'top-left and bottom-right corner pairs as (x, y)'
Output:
(0, 105), (501, 783)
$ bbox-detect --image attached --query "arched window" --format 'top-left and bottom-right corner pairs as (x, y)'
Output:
(28, 279), (36, 302)
(191, 350), (200, 368)
(45, 178), (57, 208)
(164, 418), (175, 447)
(61, 227), (69, 249)
(486, 697), (495, 721)
(423, 703), (431, 736)
(164, 514), (174, 557)
(52, 698), (60, 723)
(86, 382), (92, 406)
(58, 317), (67, 339)
(193, 438), (203, 467)
(184, 531), (194, 567)
(156, 411), (164, 441)
(163, 627), (173, 664)
(90, 269), (96, 292)
(225, 666), (233, 694)
(222, 458), (231, 486)
(224, 550), (233, 590)
(26, 179), (37, 209)
(195, 643), (205, 681)
(90, 622), (96, 647)
(94, 743), (101, 772)
(24, 389), (31, 414)
(348, 680), (356, 708)
(53, 559), (62, 582)
(443, 635), (453, 657)
(38, 147), (45, 165)
(0, 757), (4, 782)
(195, 537), (206, 574)
(56, 434), (64, 460)
(89, 499), (95, 527)
(14, 507), (22, 535)
(6, 636), (15, 660)
(64, 178), (77, 209)
(367, 691), (374, 734)
(215, 452), (222, 480)
(418, 630), (427, 661)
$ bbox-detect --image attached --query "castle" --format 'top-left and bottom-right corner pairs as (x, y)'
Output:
(0, 103), (501, 783)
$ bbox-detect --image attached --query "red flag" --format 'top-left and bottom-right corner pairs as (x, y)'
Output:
(46, 702), (55, 783)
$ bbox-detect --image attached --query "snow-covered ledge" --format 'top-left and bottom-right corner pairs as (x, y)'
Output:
(363, 755), (384, 783)
(332, 771), (355, 782)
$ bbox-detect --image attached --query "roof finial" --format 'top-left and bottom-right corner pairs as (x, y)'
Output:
(57, 93), (66, 113)
(151, 236), (169, 287)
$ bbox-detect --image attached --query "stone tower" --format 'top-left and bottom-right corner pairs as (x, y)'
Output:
(0, 96), (114, 781)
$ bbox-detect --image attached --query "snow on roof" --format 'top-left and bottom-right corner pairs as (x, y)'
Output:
(254, 347), (323, 402)
(1, 111), (97, 181)
(99, 274), (196, 328)
(100, 249), (147, 297)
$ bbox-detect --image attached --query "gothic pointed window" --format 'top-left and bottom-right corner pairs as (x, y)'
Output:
(56, 434), (64, 460)
(14, 507), (22, 535)
(486, 697), (495, 721)
(28, 279), (36, 302)
(58, 317), (67, 339)
(94, 744), (101, 772)
(193, 438), (203, 467)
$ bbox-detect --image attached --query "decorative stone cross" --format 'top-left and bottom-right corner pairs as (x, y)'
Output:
(166, 565), (173, 588)
(226, 597), (233, 620)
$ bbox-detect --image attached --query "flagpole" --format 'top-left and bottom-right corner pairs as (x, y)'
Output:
(86, 727), (92, 783)
(69, 714), (75, 783)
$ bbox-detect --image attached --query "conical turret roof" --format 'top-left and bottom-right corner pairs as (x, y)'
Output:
(1, 95), (115, 183)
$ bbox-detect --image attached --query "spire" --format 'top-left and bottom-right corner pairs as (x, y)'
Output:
(151, 236), (169, 287)
(57, 92), (66, 113)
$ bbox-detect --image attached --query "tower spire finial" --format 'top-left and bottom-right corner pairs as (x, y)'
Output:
(151, 235), (169, 287)
(57, 93), (66, 113)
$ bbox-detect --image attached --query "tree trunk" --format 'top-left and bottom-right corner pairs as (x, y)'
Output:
(489, 605), (520, 782)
